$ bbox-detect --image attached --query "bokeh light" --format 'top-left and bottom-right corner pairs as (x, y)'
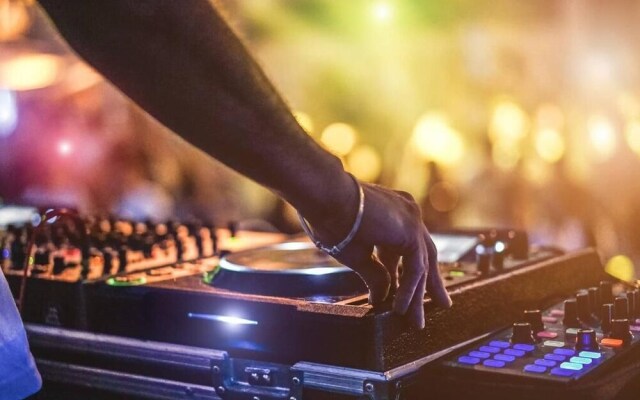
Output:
(57, 139), (73, 156)
(625, 120), (640, 156)
(320, 122), (357, 156)
(489, 100), (530, 144)
(535, 128), (565, 164)
(0, 1), (31, 41)
(587, 114), (617, 162)
(371, 1), (393, 23)
(413, 112), (465, 166)
(605, 255), (636, 283)
(346, 144), (381, 182)
(0, 53), (63, 91)
(492, 139), (520, 170)
(0, 88), (18, 137)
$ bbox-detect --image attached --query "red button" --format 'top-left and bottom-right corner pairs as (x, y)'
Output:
(542, 316), (558, 323)
(550, 310), (564, 317)
(600, 338), (623, 348)
(537, 331), (559, 339)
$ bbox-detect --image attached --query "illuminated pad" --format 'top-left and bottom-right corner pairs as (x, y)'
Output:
(600, 338), (623, 348)
(578, 351), (601, 359)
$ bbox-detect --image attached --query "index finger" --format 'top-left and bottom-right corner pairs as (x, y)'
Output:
(425, 232), (452, 308)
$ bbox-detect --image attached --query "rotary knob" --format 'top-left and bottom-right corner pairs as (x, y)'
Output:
(575, 329), (599, 351)
(511, 322), (535, 344)
(563, 299), (579, 327)
(610, 319), (633, 344)
(576, 291), (591, 320)
(601, 303), (614, 334)
(614, 296), (629, 319)
(523, 310), (544, 333)
(599, 281), (614, 305)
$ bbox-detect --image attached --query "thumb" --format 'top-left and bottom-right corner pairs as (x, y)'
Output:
(336, 244), (391, 304)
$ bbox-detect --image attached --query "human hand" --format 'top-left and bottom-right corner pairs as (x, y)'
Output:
(303, 180), (452, 329)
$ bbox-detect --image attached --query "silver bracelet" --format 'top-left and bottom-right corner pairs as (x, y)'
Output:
(297, 173), (365, 256)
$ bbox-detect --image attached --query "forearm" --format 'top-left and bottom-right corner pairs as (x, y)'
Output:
(37, 0), (353, 225)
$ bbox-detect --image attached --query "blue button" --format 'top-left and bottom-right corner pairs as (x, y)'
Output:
(513, 344), (536, 352)
(553, 348), (576, 356)
(469, 351), (491, 359)
(534, 359), (556, 367)
(494, 354), (516, 362)
(570, 356), (593, 365)
(524, 364), (547, 374)
(551, 367), (575, 377)
(458, 356), (481, 365)
(560, 362), (583, 371)
(482, 359), (506, 368)
(489, 340), (511, 349)
(479, 346), (501, 354)
(544, 354), (566, 362)
(504, 349), (526, 357)
(579, 351), (602, 359)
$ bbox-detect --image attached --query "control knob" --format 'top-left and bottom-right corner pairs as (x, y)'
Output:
(511, 322), (535, 344)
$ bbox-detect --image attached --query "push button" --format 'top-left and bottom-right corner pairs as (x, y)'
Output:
(513, 344), (535, 352)
(489, 340), (510, 349)
(600, 338), (623, 348)
(469, 351), (491, 359)
(482, 359), (506, 368)
(524, 364), (547, 374)
(553, 348), (576, 356)
(578, 351), (601, 359)
(479, 346), (501, 354)
(537, 331), (558, 339)
(458, 356), (481, 365)
(544, 354), (566, 362)
(570, 356), (593, 365)
(551, 367), (575, 377)
(544, 340), (565, 348)
(534, 359), (556, 367)
(493, 354), (516, 362)
(503, 349), (526, 357)
(559, 362), (583, 371)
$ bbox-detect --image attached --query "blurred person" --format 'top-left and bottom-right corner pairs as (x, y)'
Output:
(1, 1), (452, 397)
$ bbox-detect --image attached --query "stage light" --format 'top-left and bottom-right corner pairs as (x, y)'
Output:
(57, 139), (73, 156)
(535, 128), (565, 163)
(587, 115), (617, 162)
(320, 122), (357, 156)
(489, 100), (529, 143)
(605, 255), (635, 283)
(347, 144), (381, 182)
(293, 110), (314, 136)
(0, 87), (17, 137)
(625, 120), (640, 156)
(371, 1), (393, 23)
(413, 112), (465, 166)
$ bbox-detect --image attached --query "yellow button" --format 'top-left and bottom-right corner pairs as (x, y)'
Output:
(600, 338), (623, 348)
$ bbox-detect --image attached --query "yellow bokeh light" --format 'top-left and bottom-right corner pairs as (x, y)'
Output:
(535, 128), (565, 164)
(320, 122), (357, 156)
(587, 114), (617, 162)
(372, 2), (393, 23)
(293, 111), (314, 136)
(492, 139), (521, 170)
(625, 120), (640, 156)
(346, 144), (382, 182)
(413, 113), (465, 166)
(605, 255), (636, 283)
(489, 100), (530, 143)
(0, 53), (63, 91)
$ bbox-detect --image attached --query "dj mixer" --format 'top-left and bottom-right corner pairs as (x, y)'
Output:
(1, 206), (638, 400)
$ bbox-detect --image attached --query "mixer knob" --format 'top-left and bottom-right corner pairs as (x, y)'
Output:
(601, 303), (614, 334)
(563, 299), (580, 327)
(610, 319), (633, 344)
(523, 310), (544, 333)
(52, 255), (66, 275)
(475, 244), (491, 275)
(587, 287), (600, 312)
(118, 246), (128, 272)
(576, 291), (592, 320)
(627, 290), (639, 318)
(510, 322), (535, 344)
(614, 296), (629, 319)
(576, 329), (599, 351)
(599, 281), (613, 305)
